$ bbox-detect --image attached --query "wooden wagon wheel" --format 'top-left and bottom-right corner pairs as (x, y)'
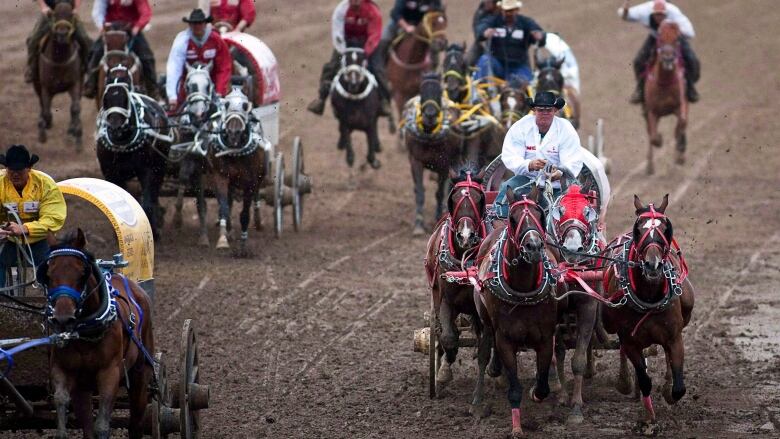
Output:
(291, 137), (304, 232)
(273, 152), (285, 239)
(179, 319), (200, 439)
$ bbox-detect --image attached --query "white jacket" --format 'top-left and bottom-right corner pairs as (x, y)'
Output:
(501, 114), (584, 188)
(331, 0), (350, 54)
(618, 1), (695, 39)
(539, 32), (580, 93)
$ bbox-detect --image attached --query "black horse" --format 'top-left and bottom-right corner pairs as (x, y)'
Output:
(535, 54), (579, 129)
(96, 65), (172, 240)
(330, 47), (382, 173)
(442, 43), (470, 104)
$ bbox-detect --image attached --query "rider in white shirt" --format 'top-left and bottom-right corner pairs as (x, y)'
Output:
(496, 91), (583, 218)
(537, 32), (580, 94)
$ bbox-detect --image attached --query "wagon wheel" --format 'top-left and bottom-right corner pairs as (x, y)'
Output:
(428, 301), (440, 399)
(292, 136), (304, 232)
(273, 152), (285, 239)
(180, 319), (200, 439)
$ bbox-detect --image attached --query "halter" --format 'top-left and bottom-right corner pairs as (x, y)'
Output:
(212, 92), (267, 157)
(413, 11), (447, 45)
(51, 18), (76, 40)
(549, 193), (600, 257)
(185, 67), (214, 106)
(632, 203), (671, 264)
(42, 248), (94, 306)
(507, 196), (547, 257)
(447, 173), (487, 246)
(332, 49), (377, 101)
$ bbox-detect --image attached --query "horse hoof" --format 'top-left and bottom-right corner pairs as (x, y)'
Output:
(530, 386), (544, 403)
(510, 427), (524, 438)
(436, 362), (453, 384)
(216, 236), (230, 249)
(412, 224), (425, 237)
(469, 403), (491, 419)
(198, 234), (210, 247)
(633, 420), (660, 437)
(675, 151), (686, 165)
(369, 159), (381, 170)
(566, 405), (584, 426)
(38, 132), (47, 143)
(549, 375), (562, 393)
(652, 134), (663, 148)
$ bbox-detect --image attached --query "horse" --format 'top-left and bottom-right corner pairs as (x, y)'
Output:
(423, 166), (487, 397)
(403, 73), (460, 236)
(42, 229), (154, 439)
(442, 43), (470, 105)
(642, 20), (688, 175)
(330, 47), (382, 174)
(471, 186), (560, 437)
(497, 76), (532, 131)
(171, 62), (219, 247)
(33, 1), (83, 149)
(207, 88), (267, 257)
(96, 23), (142, 110)
(600, 194), (694, 433)
(96, 66), (173, 241)
(546, 184), (603, 425)
(535, 54), (580, 130)
(386, 11), (447, 121)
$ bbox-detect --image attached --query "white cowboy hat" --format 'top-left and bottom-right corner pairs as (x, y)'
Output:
(499, 0), (523, 10)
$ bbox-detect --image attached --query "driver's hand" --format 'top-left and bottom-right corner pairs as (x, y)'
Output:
(550, 169), (563, 181)
(528, 158), (547, 171)
(3, 222), (26, 237)
(483, 28), (497, 39)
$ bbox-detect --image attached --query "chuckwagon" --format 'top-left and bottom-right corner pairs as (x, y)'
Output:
(0, 178), (209, 437)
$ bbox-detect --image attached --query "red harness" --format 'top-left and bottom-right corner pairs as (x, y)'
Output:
(446, 173), (487, 249)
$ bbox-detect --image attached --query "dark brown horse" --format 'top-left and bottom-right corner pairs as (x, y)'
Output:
(424, 167), (486, 396)
(535, 54), (580, 130)
(96, 67), (172, 241)
(403, 73), (460, 236)
(387, 11), (447, 121)
(643, 20), (688, 174)
(472, 187), (560, 436)
(601, 194), (694, 433)
(34, 1), (84, 149)
(43, 229), (154, 439)
(442, 43), (470, 105)
(96, 23), (142, 110)
(498, 76), (532, 131)
(330, 47), (382, 174)
(208, 88), (266, 257)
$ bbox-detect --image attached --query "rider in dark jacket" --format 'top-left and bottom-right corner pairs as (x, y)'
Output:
(465, 0), (498, 66)
(377, 0), (444, 66)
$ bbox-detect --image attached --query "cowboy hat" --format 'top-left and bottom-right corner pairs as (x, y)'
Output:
(183, 9), (213, 24)
(0, 144), (39, 171)
(499, 0), (523, 10)
(528, 91), (566, 109)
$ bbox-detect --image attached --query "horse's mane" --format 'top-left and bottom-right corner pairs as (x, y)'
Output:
(50, 230), (96, 262)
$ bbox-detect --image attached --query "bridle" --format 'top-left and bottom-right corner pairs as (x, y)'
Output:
(412, 11), (447, 46)
(500, 88), (525, 129)
(448, 173), (487, 247)
(631, 203), (672, 271)
(41, 248), (102, 317)
(332, 48), (376, 100)
(507, 196), (546, 263)
(415, 78), (445, 134)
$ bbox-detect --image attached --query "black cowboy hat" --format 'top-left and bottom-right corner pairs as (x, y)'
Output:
(0, 144), (39, 171)
(183, 9), (213, 24)
(528, 91), (566, 110)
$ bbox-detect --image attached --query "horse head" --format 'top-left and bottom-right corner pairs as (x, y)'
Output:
(339, 46), (369, 94)
(419, 11), (448, 53)
(657, 20), (681, 72)
(550, 185), (599, 264)
(184, 62), (215, 122)
(448, 165), (486, 250)
(221, 88), (252, 148)
(41, 229), (99, 333)
(51, 1), (75, 45)
(442, 43), (468, 101)
(536, 54), (565, 96)
(632, 194), (673, 282)
(418, 72), (444, 134)
(506, 186), (546, 263)
(101, 68), (134, 135)
(499, 75), (531, 129)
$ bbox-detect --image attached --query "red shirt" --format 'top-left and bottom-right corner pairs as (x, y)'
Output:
(345, 1), (382, 55)
(211, 0), (256, 29)
(184, 31), (233, 97)
(105, 0), (152, 31)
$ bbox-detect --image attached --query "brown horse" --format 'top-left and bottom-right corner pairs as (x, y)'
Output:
(43, 229), (154, 439)
(535, 54), (580, 130)
(424, 167), (487, 396)
(601, 194), (694, 433)
(386, 11), (447, 121)
(643, 20), (688, 175)
(34, 1), (84, 149)
(498, 77), (532, 131)
(403, 73), (460, 236)
(96, 24), (142, 110)
(208, 88), (266, 257)
(472, 187), (560, 436)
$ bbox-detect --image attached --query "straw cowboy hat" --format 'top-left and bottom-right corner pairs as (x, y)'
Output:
(499, 0), (523, 11)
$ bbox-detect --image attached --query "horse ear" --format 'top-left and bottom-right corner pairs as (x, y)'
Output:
(75, 228), (87, 249)
(556, 56), (565, 69)
(658, 193), (669, 213)
(505, 187), (516, 205)
(449, 168), (459, 180)
(528, 185), (540, 203)
(185, 63), (193, 73)
(633, 194), (644, 211)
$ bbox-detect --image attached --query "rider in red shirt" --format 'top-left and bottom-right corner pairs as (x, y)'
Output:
(209, 0), (256, 33)
(308, 0), (390, 116)
(165, 9), (233, 109)
(84, 0), (158, 98)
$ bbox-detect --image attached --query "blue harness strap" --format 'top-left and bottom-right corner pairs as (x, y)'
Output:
(0, 337), (57, 377)
(110, 273), (156, 367)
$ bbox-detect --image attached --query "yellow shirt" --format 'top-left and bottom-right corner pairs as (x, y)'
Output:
(0, 169), (66, 244)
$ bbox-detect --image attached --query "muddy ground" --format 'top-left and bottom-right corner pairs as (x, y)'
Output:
(1, 0), (780, 437)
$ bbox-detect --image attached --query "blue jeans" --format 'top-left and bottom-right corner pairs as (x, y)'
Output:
(494, 175), (560, 218)
(0, 240), (49, 288)
(474, 55), (532, 82)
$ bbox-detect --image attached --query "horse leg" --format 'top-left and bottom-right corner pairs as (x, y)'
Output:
(71, 387), (94, 438)
(253, 192), (262, 232)
(38, 90), (52, 143)
(214, 175), (231, 249)
(173, 161), (189, 229)
(94, 366), (121, 439)
(51, 365), (74, 439)
(497, 335), (524, 437)
(139, 171), (160, 241)
(410, 158), (425, 236)
(568, 300), (597, 425)
(366, 120), (382, 170)
(675, 111), (688, 165)
(532, 336), (554, 403)
(470, 327), (493, 418)
(436, 296), (457, 386)
(68, 84), (83, 151)
(236, 188), (253, 257)
(339, 122), (354, 167)
(553, 337), (567, 403)
(623, 341), (656, 425)
(127, 366), (151, 439)
(197, 172), (210, 246)
(661, 335), (686, 405)
(615, 344), (635, 395)
(645, 112), (660, 175)
(434, 173), (448, 222)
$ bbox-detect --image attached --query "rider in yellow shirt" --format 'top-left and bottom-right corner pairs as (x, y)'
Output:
(0, 145), (66, 287)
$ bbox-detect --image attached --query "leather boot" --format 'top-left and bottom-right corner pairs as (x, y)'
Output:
(686, 80), (699, 103)
(83, 70), (98, 99)
(379, 98), (392, 117)
(307, 81), (330, 115)
(629, 80), (644, 104)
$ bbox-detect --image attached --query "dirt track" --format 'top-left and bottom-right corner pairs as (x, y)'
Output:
(2, 0), (780, 437)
